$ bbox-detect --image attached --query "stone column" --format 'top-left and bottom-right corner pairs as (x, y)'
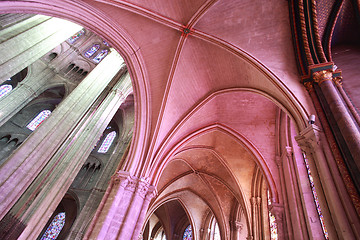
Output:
(65, 74), (133, 240)
(230, 221), (242, 240)
(333, 76), (360, 127)
(85, 171), (156, 240)
(0, 50), (124, 221)
(312, 70), (360, 181)
(14, 69), (130, 240)
(0, 15), (82, 83)
(296, 125), (356, 239)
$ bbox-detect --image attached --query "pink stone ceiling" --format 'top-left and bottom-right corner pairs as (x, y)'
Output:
(1, 0), (313, 216)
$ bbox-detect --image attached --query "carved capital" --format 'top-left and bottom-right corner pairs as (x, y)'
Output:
(295, 124), (322, 152)
(230, 221), (243, 232)
(333, 76), (343, 87)
(111, 171), (131, 187)
(275, 155), (282, 167)
(270, 204), (284, 221)
(303, 81), (314, 92)
(312, 70), (333, 85)
(256, 197), (262, 206)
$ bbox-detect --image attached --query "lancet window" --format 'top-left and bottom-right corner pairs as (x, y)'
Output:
(93, 49), (108, 63)
(303, 152), (329, 239)
(40, 212), (65, 240)
(98, 131), (116, 153)
(84, 44), (100, 58)
(183, 225), (192, 240)
(26, 110), (51, 131)
(267, 190), (278, 240)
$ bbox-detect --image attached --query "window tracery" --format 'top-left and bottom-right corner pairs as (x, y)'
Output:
(26, 110), (51, 131)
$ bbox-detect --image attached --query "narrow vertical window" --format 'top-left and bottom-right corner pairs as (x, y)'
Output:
(213, 222), (220, 240)
(303, 152), (329, 239)
(68, 29), (85, 44)
(40, 212), (65, 240)
(26, 110), (51, 131)
(84, 44), (100, 58)
(98, 131), (116, 153)
(0, 85), (12, 98)
(93, 49), (108, 63)
(268, 190), (278, 240)
(183, 225), (192, 240)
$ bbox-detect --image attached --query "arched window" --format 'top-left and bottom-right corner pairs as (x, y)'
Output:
(27, 110), (51, 131)
(303, 152), (329, 239)
(0, 84), (12, 98)
(98, 131), (116, 153)
(93, 49), (108, 63)
(84, 44), (100, 58)
(183, 225), (192, 240)
(213, 222), (220, 240)
(68, 29), (85, 44)
(267, 190), (278, 240)
(40, 212), (65, 240)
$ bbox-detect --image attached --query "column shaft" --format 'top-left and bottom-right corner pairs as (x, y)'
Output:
(0, 50), (124, 221)
(16, 68), (128, 240)
(0, 16), (82, 83)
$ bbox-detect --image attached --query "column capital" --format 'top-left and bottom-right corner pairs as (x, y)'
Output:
(303, 81), (314, 93)
(230, 220), (243, 232)
(312, 69), (333, 85)
(333, 76), (343, 87)
(269, 203), (284, 221)
(295, 124), (322, 152)
(111, 171), (157, 200)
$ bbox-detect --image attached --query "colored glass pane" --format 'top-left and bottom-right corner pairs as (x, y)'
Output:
(269, 211), (278, 240)
(98, 131), (116, 153)
(303, 153), (329, 239)
(85, 44), (100, 58)
(93, 49), (108, 63)
(0, 85), (12, 98)
(103, 40), (110, 46)
(27, 110), (51, 131)
(68, 29), (85, 44)
(40, 212), (65, 240)
(183, 225), (192, 240)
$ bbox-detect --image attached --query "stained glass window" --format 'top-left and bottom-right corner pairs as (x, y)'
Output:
(98, 131), (116, 153)
(0, 85), (12, 98)
(40, 212), (65, 240)
(84, 44), (100, 58)
(267, 190), (278, 240)
(303, 152), (329, 239)
(93, 49), (108, 63)
(269, 211), (278, 240)
(68, 29), (85, 44)
(27, 110), (51, 131)
(183, 225), (192, 240)
(103, 40), (110, 46)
